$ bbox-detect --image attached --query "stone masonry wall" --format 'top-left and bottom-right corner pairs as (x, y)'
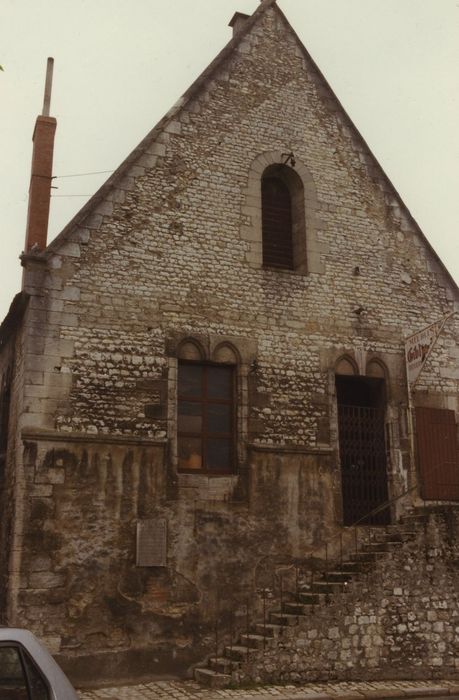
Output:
(240, 508), (459, 683)
(8, 0), (459, 683)
(0, 316), (26, 622)
(23, 4), (458, 443)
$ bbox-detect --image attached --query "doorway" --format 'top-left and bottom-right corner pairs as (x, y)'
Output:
(336, 375), (389, 525)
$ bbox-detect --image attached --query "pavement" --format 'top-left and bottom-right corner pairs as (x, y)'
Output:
(78, 679), (459, 700)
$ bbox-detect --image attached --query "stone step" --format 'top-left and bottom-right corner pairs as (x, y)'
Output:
(194, 667), (231, 688)
(401, 513), (429, 523)
(338, 561), (369, 574)
(348, 551), (385, 562)
(297, 591), (327, 604)
(283, 601), (316, 615)
(270, 611), (304, 626)
(379, 530), (404, 541)
(325, 571), (354, 582)
(384, 539), (405, 547)
(361, 542), (389, 552)
(255, 622), (284, 637)
(309, 580), (345, 593)
(224, 644), (257, 661)
(209, 656), (240, 674)
(399, 531), (418, 540)
(240, 632), (275, 649)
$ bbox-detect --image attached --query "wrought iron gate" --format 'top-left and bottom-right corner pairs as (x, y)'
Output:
(338, 404), (389, 525)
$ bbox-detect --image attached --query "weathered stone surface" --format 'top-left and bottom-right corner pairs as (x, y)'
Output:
(237, 510), (459, 684)
(0, 0), (457, 687)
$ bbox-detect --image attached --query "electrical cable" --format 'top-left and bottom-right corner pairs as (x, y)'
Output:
(53, 169), (114, 179)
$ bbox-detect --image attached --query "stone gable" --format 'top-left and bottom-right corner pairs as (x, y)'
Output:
(0, 0), (457, 686)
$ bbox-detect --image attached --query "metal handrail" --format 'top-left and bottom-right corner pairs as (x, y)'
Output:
(303, 458), (459, 568)
(265, 460), (459, 599)
(206, 460), (458, 673)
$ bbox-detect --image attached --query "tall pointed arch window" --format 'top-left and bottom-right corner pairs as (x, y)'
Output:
(261, 164), (305, 271)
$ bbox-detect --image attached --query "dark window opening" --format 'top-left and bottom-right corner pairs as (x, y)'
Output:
(336, 375), (389, 525)
(261, 163), (306, 272)
(178, 363), (235, 474)
(336, 375), (385, 409)
(262, 176), (294, 269)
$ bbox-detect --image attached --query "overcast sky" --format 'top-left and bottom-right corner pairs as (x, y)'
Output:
(1, 0), (458, 321)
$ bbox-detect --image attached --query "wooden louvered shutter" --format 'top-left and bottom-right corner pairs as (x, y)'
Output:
(262, 177), (294, 269)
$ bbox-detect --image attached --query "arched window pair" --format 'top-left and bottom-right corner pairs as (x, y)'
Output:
(261, 164), (306, 271)
(176, 340), (238, 475)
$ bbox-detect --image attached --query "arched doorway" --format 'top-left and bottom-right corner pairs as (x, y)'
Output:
(336, 373), (389, 525)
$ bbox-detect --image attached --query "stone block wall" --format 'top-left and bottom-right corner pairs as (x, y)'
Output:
(13, 433), (335, 684)
(240, 508), (459, 683)
(0, 303), (27, 623)
(1, 0), (457, 684)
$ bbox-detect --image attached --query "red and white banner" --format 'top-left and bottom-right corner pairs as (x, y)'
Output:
(405, 313), (453, 387)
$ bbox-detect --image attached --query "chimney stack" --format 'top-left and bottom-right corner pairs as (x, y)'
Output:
(24, 57), (56, 253)
(228, 12), (250, 37)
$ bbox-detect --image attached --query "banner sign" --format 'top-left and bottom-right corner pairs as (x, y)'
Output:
(405, 313), (452, 387)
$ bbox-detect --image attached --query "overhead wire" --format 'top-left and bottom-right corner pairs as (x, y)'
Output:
(50, 168), (115, 197)
(53, 169), (114, 179)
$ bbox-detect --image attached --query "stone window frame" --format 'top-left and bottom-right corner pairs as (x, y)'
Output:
(166, 333), (257, 478)
(241, 150), (326, 274)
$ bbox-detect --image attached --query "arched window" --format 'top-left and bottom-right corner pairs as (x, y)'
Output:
(243, 152), (323, 274)
(261, 164), (305, 271)
(262, 176), (293, 269)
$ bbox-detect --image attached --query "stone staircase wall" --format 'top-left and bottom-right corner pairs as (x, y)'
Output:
(235, 507), (459, 684)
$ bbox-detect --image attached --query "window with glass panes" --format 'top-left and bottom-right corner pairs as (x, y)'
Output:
(177, 363), (234, 473)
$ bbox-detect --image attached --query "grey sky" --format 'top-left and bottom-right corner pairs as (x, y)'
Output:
(1, 0), (458, 321)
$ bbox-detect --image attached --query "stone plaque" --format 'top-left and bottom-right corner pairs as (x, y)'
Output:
(136, 518), (167, 567)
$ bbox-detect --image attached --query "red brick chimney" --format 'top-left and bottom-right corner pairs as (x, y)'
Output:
(24, 57), (56, 253)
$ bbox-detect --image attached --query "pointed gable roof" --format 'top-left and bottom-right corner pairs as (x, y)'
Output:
(36, 0), (457, 297)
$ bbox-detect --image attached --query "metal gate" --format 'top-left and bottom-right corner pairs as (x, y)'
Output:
(338, 404), (389, 525)
(416, 407), (459, 501)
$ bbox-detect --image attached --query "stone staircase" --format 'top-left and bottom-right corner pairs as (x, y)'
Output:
(194, 512), (425, 688)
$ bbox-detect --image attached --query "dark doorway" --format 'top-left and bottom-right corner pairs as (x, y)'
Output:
(336, 375), (389, 525)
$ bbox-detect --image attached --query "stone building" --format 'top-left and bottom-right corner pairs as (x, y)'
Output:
(1, 0), (458, 687)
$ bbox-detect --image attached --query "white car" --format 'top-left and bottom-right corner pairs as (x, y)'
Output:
(0, 628), (79, 699)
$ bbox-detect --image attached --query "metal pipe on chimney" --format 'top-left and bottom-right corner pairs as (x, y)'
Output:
(42, 57), (54, 117)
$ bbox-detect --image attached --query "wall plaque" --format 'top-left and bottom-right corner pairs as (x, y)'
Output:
(136, 518), (167, 567)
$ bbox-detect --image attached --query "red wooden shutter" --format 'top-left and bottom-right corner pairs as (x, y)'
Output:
(415, 407), (459, 500)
